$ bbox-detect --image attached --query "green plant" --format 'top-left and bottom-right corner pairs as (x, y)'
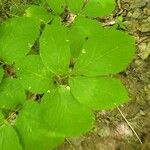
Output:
(0, 0), (135, 150)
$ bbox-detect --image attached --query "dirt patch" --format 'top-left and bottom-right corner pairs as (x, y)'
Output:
(58, 0), (150, 150)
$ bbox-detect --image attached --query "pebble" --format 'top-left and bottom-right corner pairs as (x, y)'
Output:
(116, 123), (133, 137)
(98, 126), (111, 138)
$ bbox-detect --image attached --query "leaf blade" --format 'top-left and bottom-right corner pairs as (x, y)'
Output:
(0, 66), (3, 83)
(17, 55), (54, 93)
(83, 0), (116, 17)
(0, 122), (22, 150)
(67, 0), (85, 14)
(40, 17), (70, 75)
(0, 78), (25, 109)
(70, 76), (129, 110)
(25, 5), (53, 23)
(74, 28), (135, 76)
(46, 0), (66, 14)
(41, 87), (94, 136)
(0, 17), (40, 64)
(68, 16), (101, 58)
(15, 101), (64, 150)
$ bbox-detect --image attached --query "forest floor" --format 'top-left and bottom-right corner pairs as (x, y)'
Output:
(0, 0), (150, 150)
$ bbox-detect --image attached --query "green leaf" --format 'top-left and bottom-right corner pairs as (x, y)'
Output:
(74, 28), (135, 76)
(0, 122), (22, 150)
(83, 0), (116, 17)
(0, 78), (25, 109)
(0, 110), (4, 125)
(70, 76), (129, 110)
(68, 16), (101, 58)
(0, 66), (3, 83)
(15, 101), (64, 150)
(40, 17), (70, 75)
(41, 87), (94, 136)
(25, 5), (52, 23)
(67, 0), (84, 14)
(0, 17), (40, 64)
(46, 0), (66, 14)
(17, 55), (54, 93)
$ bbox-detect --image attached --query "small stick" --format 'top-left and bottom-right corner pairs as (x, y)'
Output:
(66, 138), (77, 150)
(116, 105), (143, 145)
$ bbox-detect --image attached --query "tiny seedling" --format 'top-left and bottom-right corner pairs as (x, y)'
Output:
(0, 0), (135, 150)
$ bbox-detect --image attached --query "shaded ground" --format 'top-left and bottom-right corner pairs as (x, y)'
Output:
(0, 0), (150, 150)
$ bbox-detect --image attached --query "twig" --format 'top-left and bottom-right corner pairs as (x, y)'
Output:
(116, 105), (143, 145)
(66, 138), (77, 150)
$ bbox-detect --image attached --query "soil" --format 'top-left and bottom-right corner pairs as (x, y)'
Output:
(0, 0), (150, 150)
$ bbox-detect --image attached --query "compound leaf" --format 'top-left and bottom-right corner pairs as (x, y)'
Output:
(68, 16), (101, 58)
(0, 17), (40, 64)
(17, 55), (54, 93)
(15, 101), (64, 150)
(83, 0), (116, 17)
(74, 28), (135, 76)
(70, 76), (129, 110)
(0, 122), (22, 150)
(0, 66), (3, 83)
(0, 78), (25, 109)
(40, 17), (70, 75)
(25, 5), (53, 23)
(41, 87), (94, 136)
(67, 0), (84, 14)
(46, 0), (66, 14)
